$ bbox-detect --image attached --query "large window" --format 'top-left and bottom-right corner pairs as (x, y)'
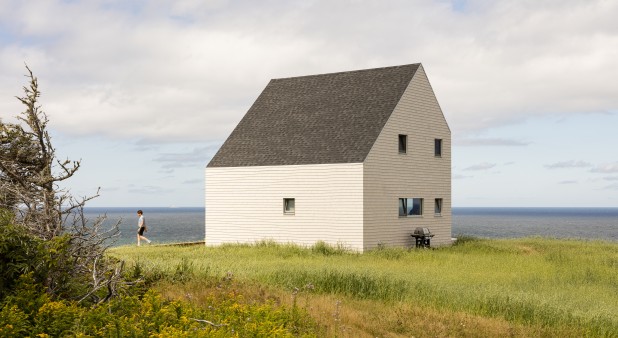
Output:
(435, 198), (443, 215)
(435, 139), (442, 157)
(283, 198), (295, 214)
(399, 198), (423, 216)
(398, 134), (407, 154)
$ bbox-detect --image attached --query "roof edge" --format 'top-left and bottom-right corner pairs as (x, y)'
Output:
(271, 63), (421, 82)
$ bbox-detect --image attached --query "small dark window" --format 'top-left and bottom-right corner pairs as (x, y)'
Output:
(398, 198), (407, 216)
(283, 198), (295, 214)
(399, 198), (423, 216)
(435, 198), (443, 215)
(435, 139), (442, 157)
(399, 134), (407, 154)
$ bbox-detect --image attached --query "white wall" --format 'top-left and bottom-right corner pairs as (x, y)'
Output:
(205, 163), (364, 250)
(363, 65), (452, 250)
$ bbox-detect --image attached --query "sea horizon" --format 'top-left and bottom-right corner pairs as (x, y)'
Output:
(84, 206), (618, 209)
(81, 206), (618, 246)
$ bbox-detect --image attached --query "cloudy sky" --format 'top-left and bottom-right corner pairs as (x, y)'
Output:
(1, 0), (616, 207)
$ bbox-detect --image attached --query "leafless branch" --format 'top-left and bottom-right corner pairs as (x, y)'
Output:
(0, 65), (127, 303)
(189, 318), (227, 327)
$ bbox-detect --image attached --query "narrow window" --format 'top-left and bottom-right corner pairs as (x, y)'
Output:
(283, 198), (295, 214)
(398, 198), (407, 216)
(399, 134), (407, 154)
(435, 139), (442, 157)
(435, 198), (443, 215)
(399, 198), (423, 216)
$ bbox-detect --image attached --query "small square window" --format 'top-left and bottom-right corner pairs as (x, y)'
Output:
(435, 198), (443, 215)
(283, 198), (295, 214)
(398, 134), (407, 154)
(399, 198), (423, 216)
(435, 139), (442, 157)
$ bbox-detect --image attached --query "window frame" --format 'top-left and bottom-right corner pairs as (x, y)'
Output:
(398, 134), (407, 154)
(434, 198), (443, 216)
(283, 198), (295, 215)
(398, 198), (407, 216)
(434, 138), (442, 157)
(398, 198), (424, 217)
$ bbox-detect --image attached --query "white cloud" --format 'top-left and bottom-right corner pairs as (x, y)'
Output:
(182, 178), (202, 184)
(545, 160), (593, 169)
(463, 162), (496, 171)
(453, 174), (473, 179)
(457, 138), (528, 147)
(154, 145), (220, 169)
(1, 0), (617, 143)
(591, 162), (618, 173)
(558, 180), (577, 184)
(604, 183), (618, 190)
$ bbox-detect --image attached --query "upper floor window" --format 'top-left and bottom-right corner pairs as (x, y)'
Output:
(399, 134), (407, 154)
(435, 139), (442, 157)
(399, 198), (423, 216)
(283, 198), (295, 215)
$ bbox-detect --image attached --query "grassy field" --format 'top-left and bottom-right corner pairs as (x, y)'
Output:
(110, 237), (618, 337)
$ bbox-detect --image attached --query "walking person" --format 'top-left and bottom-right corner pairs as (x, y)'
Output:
(137, 209), (151, 246)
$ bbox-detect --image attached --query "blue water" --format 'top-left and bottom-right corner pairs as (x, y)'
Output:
(452, 207), (618, 241)
(83, 207), (204, 246)
(84, 207), (618, 246)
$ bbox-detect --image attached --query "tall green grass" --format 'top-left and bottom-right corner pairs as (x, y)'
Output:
(110, 238), (618, 335)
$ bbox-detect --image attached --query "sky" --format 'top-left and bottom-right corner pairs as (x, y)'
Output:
(0, 0), (616, 207)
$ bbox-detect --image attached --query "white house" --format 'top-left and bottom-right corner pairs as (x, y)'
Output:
(205, 63), (451, 251)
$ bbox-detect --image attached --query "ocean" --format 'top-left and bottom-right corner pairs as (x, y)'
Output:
(452, 207), (617, 241)
(83, 207), (205, 246)
(83, 207), (618, 246)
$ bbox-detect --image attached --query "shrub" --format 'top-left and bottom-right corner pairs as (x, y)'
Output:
(34, 301), (79, 336)
(0, 304), (31, 336)
(2, 273), (50, 318)
(0, 211), (43, 300)
(0, 273), (319, 336)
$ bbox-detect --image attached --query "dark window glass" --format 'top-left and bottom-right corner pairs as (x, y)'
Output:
(398, 198), (407, 216)
(399, 198), (423, 216)
(435, 198), (443, 215)
(399, 134), (407, 154)
(284, 198), (295, 214)
(407, 198), (423, 216)
(435, 139), (442, 157)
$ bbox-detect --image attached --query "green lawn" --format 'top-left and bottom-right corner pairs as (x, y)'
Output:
(110, 237), (618, 337)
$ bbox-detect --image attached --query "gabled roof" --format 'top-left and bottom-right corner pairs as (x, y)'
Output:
(207, 63), (420, 167)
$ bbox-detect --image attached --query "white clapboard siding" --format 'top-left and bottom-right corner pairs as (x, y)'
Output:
(205, 163), (364, 250)
(363, 64), (452, 250)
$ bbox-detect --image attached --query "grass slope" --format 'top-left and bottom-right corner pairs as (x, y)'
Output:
(110, 238), (618, 337)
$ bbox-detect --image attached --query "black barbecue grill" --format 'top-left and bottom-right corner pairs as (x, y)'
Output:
(411, 227), (433, 248)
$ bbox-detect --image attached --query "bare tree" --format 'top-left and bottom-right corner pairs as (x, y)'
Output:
(0, 66), (126, 304)
(0, 66), (81, 237)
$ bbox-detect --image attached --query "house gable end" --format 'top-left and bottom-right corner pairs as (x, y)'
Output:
(363, 64), (450, 160)
(362, 64), (452, 250)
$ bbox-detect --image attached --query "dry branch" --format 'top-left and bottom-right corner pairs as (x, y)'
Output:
(189, 318), (227, 327)
(0, 65), (125, 303)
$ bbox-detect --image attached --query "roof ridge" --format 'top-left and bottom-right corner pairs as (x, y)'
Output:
(271, 63), (421, 81)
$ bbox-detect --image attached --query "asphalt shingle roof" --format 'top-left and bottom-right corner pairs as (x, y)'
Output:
(207, 63), (420, 167)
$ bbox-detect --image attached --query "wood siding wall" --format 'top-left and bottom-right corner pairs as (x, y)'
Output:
(205, 163), (364, 250)
(363, 65), (452, 250)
